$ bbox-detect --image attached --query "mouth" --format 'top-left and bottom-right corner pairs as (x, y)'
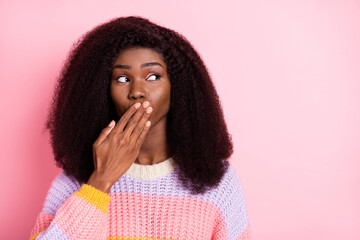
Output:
(126, 101), (144, 112)
(132, 101), (148, 108)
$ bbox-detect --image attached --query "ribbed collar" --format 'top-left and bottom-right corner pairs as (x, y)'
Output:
(125, 157), (177, 180)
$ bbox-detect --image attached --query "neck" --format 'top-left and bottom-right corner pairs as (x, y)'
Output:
(134, 116), (171, 165)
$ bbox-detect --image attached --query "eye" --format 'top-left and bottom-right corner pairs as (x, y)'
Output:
(147, 74), (160, 81)
(115, 76), (129, 83)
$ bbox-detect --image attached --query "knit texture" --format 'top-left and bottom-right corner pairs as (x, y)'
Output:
(30, 157), (251, 239)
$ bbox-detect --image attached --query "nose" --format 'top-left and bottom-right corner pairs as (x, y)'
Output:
(128, 79), (146, 100)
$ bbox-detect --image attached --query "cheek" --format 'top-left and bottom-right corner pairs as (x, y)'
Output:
(154, 87), (171, 117)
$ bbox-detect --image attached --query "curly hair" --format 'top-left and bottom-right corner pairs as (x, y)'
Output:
(44, 16), (233, 195)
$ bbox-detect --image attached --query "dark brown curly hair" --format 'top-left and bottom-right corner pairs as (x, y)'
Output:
(44, 16), (233, 195)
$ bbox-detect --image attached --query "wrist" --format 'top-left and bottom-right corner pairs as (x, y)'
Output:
(87, 172), (112, 194)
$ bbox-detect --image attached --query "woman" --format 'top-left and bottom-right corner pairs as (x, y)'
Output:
(30, 16), (251, 239)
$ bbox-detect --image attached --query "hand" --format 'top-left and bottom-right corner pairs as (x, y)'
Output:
(87, 101), (153, 193)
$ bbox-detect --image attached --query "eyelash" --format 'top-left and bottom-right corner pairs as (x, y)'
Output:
(115, 74), (161, 83)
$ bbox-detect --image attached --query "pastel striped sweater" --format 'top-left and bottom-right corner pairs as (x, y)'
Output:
(30, 157), (251, 239)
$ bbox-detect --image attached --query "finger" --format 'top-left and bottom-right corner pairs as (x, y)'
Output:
(134, 120), (151, 150)
(112, 102), (141, 134)
(93, 120), (115, 148)
(123, 103), (150, 137)
(129, 106), (152, 145)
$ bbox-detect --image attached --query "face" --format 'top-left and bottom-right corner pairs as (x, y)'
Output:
(110, 47), (171, 127)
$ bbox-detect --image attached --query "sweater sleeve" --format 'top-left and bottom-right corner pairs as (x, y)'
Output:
(212, 165), (252, 240)
(30, 171), (111, 240)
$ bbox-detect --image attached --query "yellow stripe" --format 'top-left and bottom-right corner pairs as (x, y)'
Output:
(74, 184), (111, 214)
(30, 230), (45, 240)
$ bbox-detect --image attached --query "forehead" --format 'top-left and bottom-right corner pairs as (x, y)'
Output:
(113, 47), (165, 65)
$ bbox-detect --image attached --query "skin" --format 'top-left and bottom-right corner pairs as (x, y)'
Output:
(87, 47), (172, 193)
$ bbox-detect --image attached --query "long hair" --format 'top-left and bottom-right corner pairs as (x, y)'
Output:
(45, 16), (233, 195)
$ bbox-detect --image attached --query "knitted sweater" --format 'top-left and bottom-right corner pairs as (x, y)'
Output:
(30, 157), (251, 240)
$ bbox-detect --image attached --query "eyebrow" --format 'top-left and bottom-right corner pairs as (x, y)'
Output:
(112, 62), (163, 70)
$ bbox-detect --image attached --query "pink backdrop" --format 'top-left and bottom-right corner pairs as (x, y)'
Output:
(1, 0), (359, 239)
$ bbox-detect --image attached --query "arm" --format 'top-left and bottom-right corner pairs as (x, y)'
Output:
(30, 101), (152, 239)
(30, 172), (110, 240)
(212, 165), (252, 240)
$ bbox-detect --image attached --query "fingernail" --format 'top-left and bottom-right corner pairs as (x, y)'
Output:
(143, 101), (149, 108)
(135, 103), (141, 109)
(146, 107), (153, 113)
(108, 120), (115, 127)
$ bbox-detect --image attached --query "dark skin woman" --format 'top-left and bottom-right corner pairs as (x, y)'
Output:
(45, 15), (233, 195)
(31, 16), (250, 239)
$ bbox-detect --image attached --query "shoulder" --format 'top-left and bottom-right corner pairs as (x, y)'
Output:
(209, 161), (250, 239)
(214, 162), (247, 206)
(42, 171), (82, 215)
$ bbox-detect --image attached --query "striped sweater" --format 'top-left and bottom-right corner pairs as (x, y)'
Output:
(30, 157), (251, 239)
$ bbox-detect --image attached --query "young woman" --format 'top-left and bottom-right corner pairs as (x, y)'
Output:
(30, 16), (251, 240)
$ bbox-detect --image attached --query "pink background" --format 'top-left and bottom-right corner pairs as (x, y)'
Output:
(1, 0), (359, 239)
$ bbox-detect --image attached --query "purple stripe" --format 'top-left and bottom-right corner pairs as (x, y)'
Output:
(35, 221), (70, 240)
(42, 172), (81, 215)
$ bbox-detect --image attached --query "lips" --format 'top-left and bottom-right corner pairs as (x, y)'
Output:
(130, 101), (143, 109)
(126, 101), (145, 112)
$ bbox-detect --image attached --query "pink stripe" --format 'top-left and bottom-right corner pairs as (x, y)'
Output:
(30, 212), (54, 236)
(212, 216), (227, 239)
(54, 195), (108, 239)
(108, 192), (221, 239)
(235, 224), (251, 240)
